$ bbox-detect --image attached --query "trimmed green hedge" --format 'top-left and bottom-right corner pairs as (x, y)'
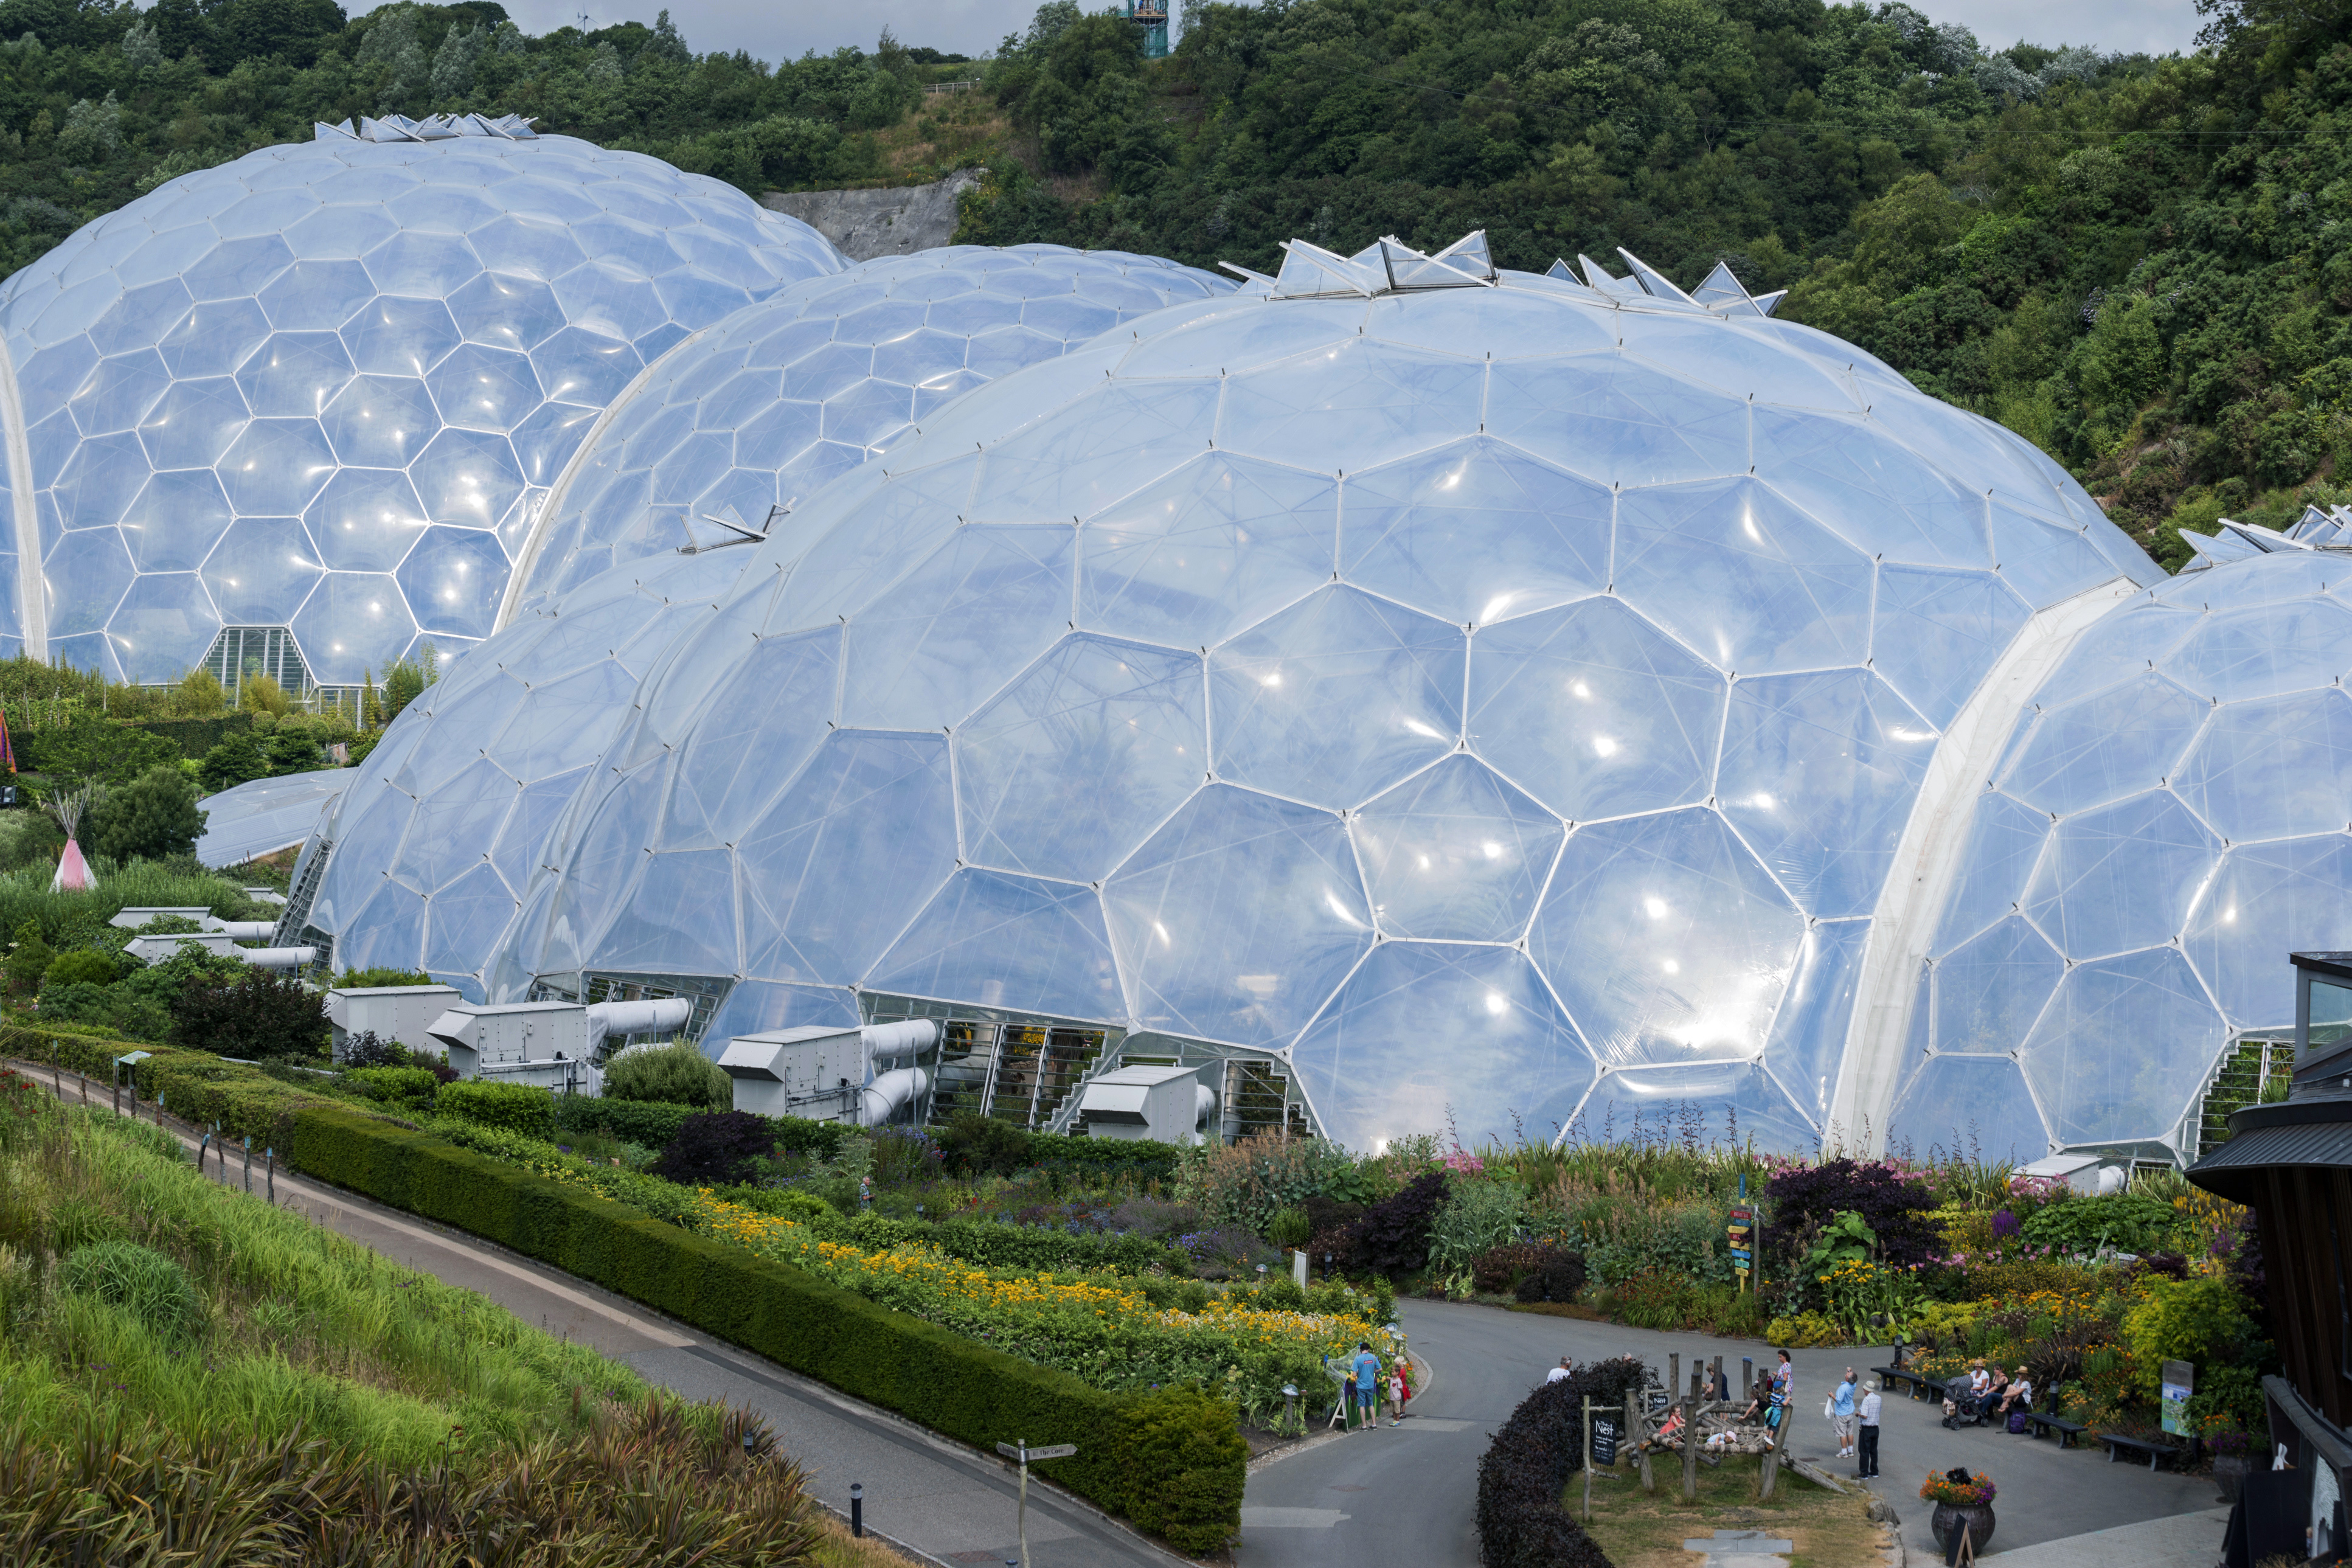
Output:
(435, 1079), (554, 1139)
(286, 1104), (1240, 1545)
(130, 712), (252, 760)
(1, 1023), (341, 1145)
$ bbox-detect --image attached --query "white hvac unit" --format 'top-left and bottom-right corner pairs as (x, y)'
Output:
(720, 1019), (938, 1126)
(1072, 1064), (1218, 1144)
(428, 1002), (591, 1078)
(327, 985), (465, 1061)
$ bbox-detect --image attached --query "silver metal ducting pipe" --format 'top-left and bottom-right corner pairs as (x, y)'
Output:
(1195, 1081), (1218, 1131)
(219, 921), (279, 940)
(239, 946), (317, 970)
(584, 997), (693, 1055)
(859, 1066), (931, 1126)
(861, 1018), (939, 1064)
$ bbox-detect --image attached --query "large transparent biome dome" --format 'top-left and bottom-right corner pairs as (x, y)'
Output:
(505, 244), (1229, 616)
(0, 120), (840, 683)
(403, 240), (2166, 1157)
(303, 245), (1227, 995)
(1890, 529), (2352, 1162)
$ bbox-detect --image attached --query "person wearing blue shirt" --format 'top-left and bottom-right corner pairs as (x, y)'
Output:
(1833, 1370), (1858, 1459)
(1352, 1341), (1382, 1430)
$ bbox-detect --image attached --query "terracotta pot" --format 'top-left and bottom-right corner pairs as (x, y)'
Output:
(1931, 1500), (1996, 1555)
(2212, 1452), (2254, 1505)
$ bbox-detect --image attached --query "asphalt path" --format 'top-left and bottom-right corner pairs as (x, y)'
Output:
(15, 1064), (1181, 1568)
(1237, 1298), (2221, 1563)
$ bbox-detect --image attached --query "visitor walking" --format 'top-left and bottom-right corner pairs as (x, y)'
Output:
(1545, 1357), (1573, 1384)
(1832, 1370), (1858, 1459)
(1857, 1379), (1882, 1478)
(1351, 1341), (1381, 1430)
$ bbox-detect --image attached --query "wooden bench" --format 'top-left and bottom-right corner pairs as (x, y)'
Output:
(1873, 1365), (1926, 1400)
(2025, 1412), (2087, 1448)
(2099, 1432), (2185, 1470)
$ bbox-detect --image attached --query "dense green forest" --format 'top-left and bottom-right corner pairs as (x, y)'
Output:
(0, 0), (2344, 566)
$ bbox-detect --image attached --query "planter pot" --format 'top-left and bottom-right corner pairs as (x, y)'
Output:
(1931, 1501), (1996, 1555)
(2212, 1452), (2254, 1505)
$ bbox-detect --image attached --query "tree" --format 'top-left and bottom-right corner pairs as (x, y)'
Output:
(177, 667), (226, 715)
(5, 920), (53, 995)
(85, 765), (207, 863)
(168, 966), (330, 1060)
(199, 730), (271, 792)
(603, 1040), (732, 1109)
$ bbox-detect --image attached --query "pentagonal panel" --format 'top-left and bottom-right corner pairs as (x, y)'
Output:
(1351, 755), (1563, 942)
(2019, 946), (2225, 1147)
(1751, 406), (1989, 571)
(1931, 915), (2064, 1055)
(1339, 437), (1608, 623)
(599, 847), (740, 976)
(1530, 808), (1803, 1067)
(735, 732), (959, 987)
(1485, 356), (1749, 486)
(1870, 566), (2030, 729)
(1217, 339), (1482, 477)
(1103, 785), (1372, 1049)
(1079, 453), (1336, 649)
(839, 524), (1074, 731)
(1290, 943), (1594, 1153)
(2185, 837), (2352, 1028)
(2022, 789), (2219, 958)
(1468, 595), (1725, 822)
(866, 870), (1125, 1021)
(1615, 477), (1873, 676)
(2167, 597), (2352, 702)
(1999, 671), (2207, 817)
(1929, 789), (2053, 954)
(1887, 1053), (2050, 1165)
(1209, 585), (1464, 810)
(2176, 688), (2352, 843)
(1761, 917), (1871, 1133)
(956, 636), (1207, 884)
(666, 628), (842, 850)
(1717, 669), (1938, 917)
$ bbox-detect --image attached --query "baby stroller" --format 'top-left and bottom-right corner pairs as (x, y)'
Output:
(1940, 1376), (1988, 1429)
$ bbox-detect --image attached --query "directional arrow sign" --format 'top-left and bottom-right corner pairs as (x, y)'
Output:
(997, 1443), (1077, 1461)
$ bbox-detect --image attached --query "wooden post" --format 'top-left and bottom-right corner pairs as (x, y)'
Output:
(1632, 1387), (1654, 1493)
(1712, 1356), (1724, 1400)
(1682, 1407), (1700, 1500)
(1582, 1395), (1593, 1522)
(1743, 1356), (1754, 1397)
(1759, 1446), (1780, 1500)
(1669, 1353), (1679, 1401)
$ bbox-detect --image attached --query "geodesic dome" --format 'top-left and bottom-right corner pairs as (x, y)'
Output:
(504, 244), (1230, 617)
(416, 235), (2164, 1156)
(297, 245), (1229, 997)
(0, 119), (840, 683)
(1889, 530), (2352, 1162)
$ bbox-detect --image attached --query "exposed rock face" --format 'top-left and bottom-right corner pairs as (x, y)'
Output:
(761, 170), (983, 260)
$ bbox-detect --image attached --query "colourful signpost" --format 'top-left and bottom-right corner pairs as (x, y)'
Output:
(2160, 1361), (2194, 1438)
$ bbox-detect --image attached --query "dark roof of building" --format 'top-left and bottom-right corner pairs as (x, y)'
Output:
(2189, 1094), (2352, 1202)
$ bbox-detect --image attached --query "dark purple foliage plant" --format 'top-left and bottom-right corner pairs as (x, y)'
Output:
(653, 1111), (779, 1186)
(1764, 1157), (1939, 1277)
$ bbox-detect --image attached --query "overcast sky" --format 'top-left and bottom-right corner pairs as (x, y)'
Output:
(499, 0), (2204, 74)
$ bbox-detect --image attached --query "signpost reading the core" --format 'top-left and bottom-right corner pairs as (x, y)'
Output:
(2160, 1361), (2194, 1438)
(995, 1440), (1076, 1567)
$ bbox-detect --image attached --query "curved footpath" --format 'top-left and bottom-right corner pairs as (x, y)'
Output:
(1238, 1300), (2225, 1565)
(11, 1064), (1182, 1568)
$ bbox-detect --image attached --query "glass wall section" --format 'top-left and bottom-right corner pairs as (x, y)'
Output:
(0, 125), (841, 684)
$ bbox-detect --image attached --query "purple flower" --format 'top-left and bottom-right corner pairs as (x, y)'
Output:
(1991, 1209), (2020, 1240)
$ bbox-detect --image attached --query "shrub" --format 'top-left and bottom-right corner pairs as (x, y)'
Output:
(1348, 1171), (1448, 1277)
(348, 1066), (439, 1109)
(553, 1095), (699, 1150)
(57, 1240), (204, 1342)
(1475, 1358), (1643, 1568)
(2121, 1275), (2255, 1401)
(86, 765), (206, 862)
(435, 1080), (553, 1139)
(1511, 1248), (1587, 1304)
(1268, 1206), (1311, 1247)
(1473, 1241), (1545, 1295)
(1119, 1386), (1247, 1553)
(43, 948), (117, 988)
(1764, 1157), (1940, 1280)
(2019, 1191), (2174, 1255)
(602, 1040), (730, 1111)
(654, 1111), (779, 1186)
(1428, 1177), (1527, 1274)
(936, 1109), (1033, 1176)
(336, 967), (434, 989)
(168, 967), (329, 1061)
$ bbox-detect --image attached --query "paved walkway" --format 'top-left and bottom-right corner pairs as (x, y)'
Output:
(1946, 1505), (2230, 1567)
(16, 1064), (1181, 1568)
(1238, 1299), (2224, 1565)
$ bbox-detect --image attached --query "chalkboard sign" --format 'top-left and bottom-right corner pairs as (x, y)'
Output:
(1591, 1415), (1620, 1466)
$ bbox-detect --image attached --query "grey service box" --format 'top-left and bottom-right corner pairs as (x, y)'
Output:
(327, 984), (465, 1061)
(1072, 1064), (1213, 1143)
(428, 1001), (591, 1078)
(719, 1025), (867, 1119)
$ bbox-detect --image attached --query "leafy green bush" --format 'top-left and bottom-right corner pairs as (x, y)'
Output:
(347, 1066), (439, 1109)
(602, 1041), (730, 1111)
(336, 967), (434, 989)
(2020, 1192), (2176, 1255)
(1267, 1206), (1310, 1247)
(85, 765), (206, 862)
(434, 1080), (554, 1139)
(2121, 1275), (2255, 1401)
(653, 1111), (779, 1185)
(57, 1240), (204, 1342)
(43, 948), (117, 988)
(1428, 1178), (1526, 1274)
(167, 968), (328, 1061)
(550, 1095), (698, 1151)
(1117, 1386), (1246, 1553)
